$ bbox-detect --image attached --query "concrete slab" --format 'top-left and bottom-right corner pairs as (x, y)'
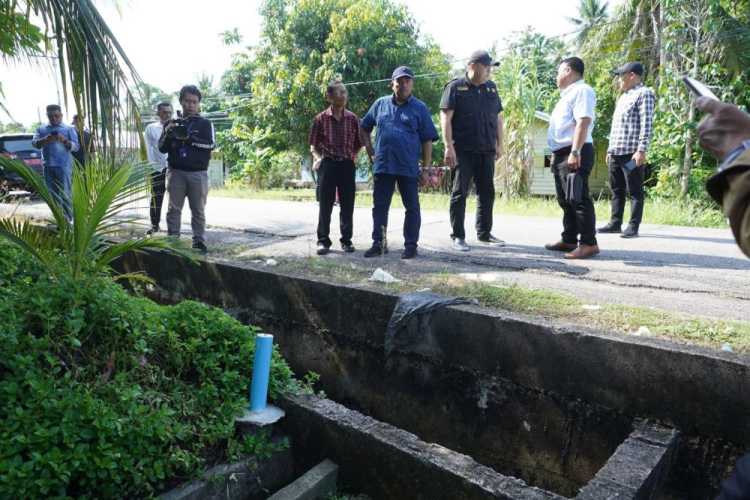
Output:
(159, 447), (294, 500)
(267, 459), (338, 500)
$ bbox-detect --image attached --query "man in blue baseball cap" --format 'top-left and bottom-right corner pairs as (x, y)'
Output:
(360, 65), (439, 259)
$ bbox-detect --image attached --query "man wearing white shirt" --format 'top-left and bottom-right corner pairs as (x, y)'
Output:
(144, 102), (172, 234)
(545, 57), (599, 259)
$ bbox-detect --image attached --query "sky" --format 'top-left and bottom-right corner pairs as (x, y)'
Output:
(0, 0), (623, 125)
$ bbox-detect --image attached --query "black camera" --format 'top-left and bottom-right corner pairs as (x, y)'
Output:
(166, 119), (189, 141)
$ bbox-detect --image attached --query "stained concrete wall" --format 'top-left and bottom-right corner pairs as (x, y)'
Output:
(116, 250), (749, 496)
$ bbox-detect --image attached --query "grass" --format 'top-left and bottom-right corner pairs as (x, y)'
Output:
(212, 187), (728, 229)
(212, 251), (749, 354)
(426, 277), (749, 353)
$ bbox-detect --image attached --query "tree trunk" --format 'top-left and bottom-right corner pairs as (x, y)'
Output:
(681, 106), (695, 196)
(681, 3), (702, 197)
(651, 0), (666, 84)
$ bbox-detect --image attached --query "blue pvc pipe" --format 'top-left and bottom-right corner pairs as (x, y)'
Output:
(249, 333), (274, 411)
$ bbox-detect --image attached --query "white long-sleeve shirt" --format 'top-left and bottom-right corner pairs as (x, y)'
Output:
(144, 121), (168, 171)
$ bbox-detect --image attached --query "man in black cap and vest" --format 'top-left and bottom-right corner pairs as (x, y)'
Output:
(599, 62), (655, 239)
(440, 49), (505, 252)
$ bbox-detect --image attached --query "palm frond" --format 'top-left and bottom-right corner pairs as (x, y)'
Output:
(0, 217), (60, 271)
(0, 157), (68, 227)
(16, 0), (143, 159)
(95, 237), (192, 271)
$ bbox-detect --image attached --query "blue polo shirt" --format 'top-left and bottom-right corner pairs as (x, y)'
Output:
(33, 123), (79, 170)
(361, 94), (438, 178)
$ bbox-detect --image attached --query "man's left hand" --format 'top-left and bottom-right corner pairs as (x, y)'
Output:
(495, 149), (503, 162)
(633, 151), (646, 166)
(567, 154), (581, 170)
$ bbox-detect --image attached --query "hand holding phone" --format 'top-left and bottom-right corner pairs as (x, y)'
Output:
(695, 97), (750, 161)
(682, 76), (719, 101)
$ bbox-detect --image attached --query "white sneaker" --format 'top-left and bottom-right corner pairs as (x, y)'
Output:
(452, 238), (470, 252)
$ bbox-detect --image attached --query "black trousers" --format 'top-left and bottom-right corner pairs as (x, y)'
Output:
(150, 168), (166, 228)
(449, 151), (495, 240)
(552, 144), (597, 246)
(317, 158), (355, 247)
(607, 153), (645, 227)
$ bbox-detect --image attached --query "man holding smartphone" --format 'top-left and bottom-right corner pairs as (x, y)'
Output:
(695, 97), (750, 498)
(599, 62), (656, 239)
(32, 104), (80, 221)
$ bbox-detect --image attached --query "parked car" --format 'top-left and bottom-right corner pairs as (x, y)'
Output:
(0, 133), (43, 194)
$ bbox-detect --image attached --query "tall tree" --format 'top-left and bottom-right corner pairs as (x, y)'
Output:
(136, 82), (173, 117)
(568, 0), (610, 46)
(584, 0), (750, 199)
(231, 0), (450, 154)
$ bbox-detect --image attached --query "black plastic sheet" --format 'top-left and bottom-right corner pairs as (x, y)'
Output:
(385, 291), (474, 356)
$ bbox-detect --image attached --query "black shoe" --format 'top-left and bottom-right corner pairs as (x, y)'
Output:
(146, 225), (159, 235)
(341, 242), (355, 253)
(192, 241), (208, 254)
(597, 222), (622, 233)
(317, 243), (330, 255)
(620, 225), (639, 238)
(401, 247), (417, 259)
(364, 243), (387, 258)
(478, 234), (505, 246)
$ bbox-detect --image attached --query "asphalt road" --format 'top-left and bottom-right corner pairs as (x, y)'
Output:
(4, 195), (749, 321)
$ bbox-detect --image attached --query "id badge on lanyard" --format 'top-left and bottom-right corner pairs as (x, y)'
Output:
(178, 121), (194, 159)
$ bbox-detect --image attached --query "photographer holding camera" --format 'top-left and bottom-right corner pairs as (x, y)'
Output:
(159, 85), (215, 253)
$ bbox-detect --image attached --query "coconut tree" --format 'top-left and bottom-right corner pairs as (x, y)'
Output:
(568, 0), (610, 47)
(0, 157), (188, 282)
(0, 0), (142, 157)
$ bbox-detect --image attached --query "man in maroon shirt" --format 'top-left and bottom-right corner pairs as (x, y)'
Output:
(309, 80), (363, 255)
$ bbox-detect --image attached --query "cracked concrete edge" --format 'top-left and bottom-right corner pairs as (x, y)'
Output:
(576, 420), (679, 499)
(278, 392), (565, 500)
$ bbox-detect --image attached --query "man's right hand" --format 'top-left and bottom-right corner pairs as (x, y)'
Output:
(312, 158), (322, 171)
(444, 145), (457, 168)
(696, 97), (750, 161)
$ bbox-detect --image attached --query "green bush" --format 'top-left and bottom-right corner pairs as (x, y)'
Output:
(0, 244), (296, 498)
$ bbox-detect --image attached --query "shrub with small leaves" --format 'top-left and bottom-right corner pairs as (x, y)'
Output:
(0, 243), (296, 498)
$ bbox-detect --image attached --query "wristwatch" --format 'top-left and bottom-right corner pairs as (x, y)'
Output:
(570, 149), (580, 157)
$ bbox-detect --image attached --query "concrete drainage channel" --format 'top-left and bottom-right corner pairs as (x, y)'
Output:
(115, 250), (750, 499)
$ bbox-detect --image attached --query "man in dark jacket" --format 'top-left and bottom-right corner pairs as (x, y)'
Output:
(695, 96), (750, 499)
(159, 85), (215, 253)
(440, 50), (505, 252)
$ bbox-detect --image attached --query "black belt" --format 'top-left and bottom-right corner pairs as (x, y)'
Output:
(323, 156), (350, 162)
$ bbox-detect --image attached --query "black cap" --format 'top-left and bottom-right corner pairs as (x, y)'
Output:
(391, 66), (414, 80)
(613, 62), (644, 76)
(468, 50), (500, 67)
